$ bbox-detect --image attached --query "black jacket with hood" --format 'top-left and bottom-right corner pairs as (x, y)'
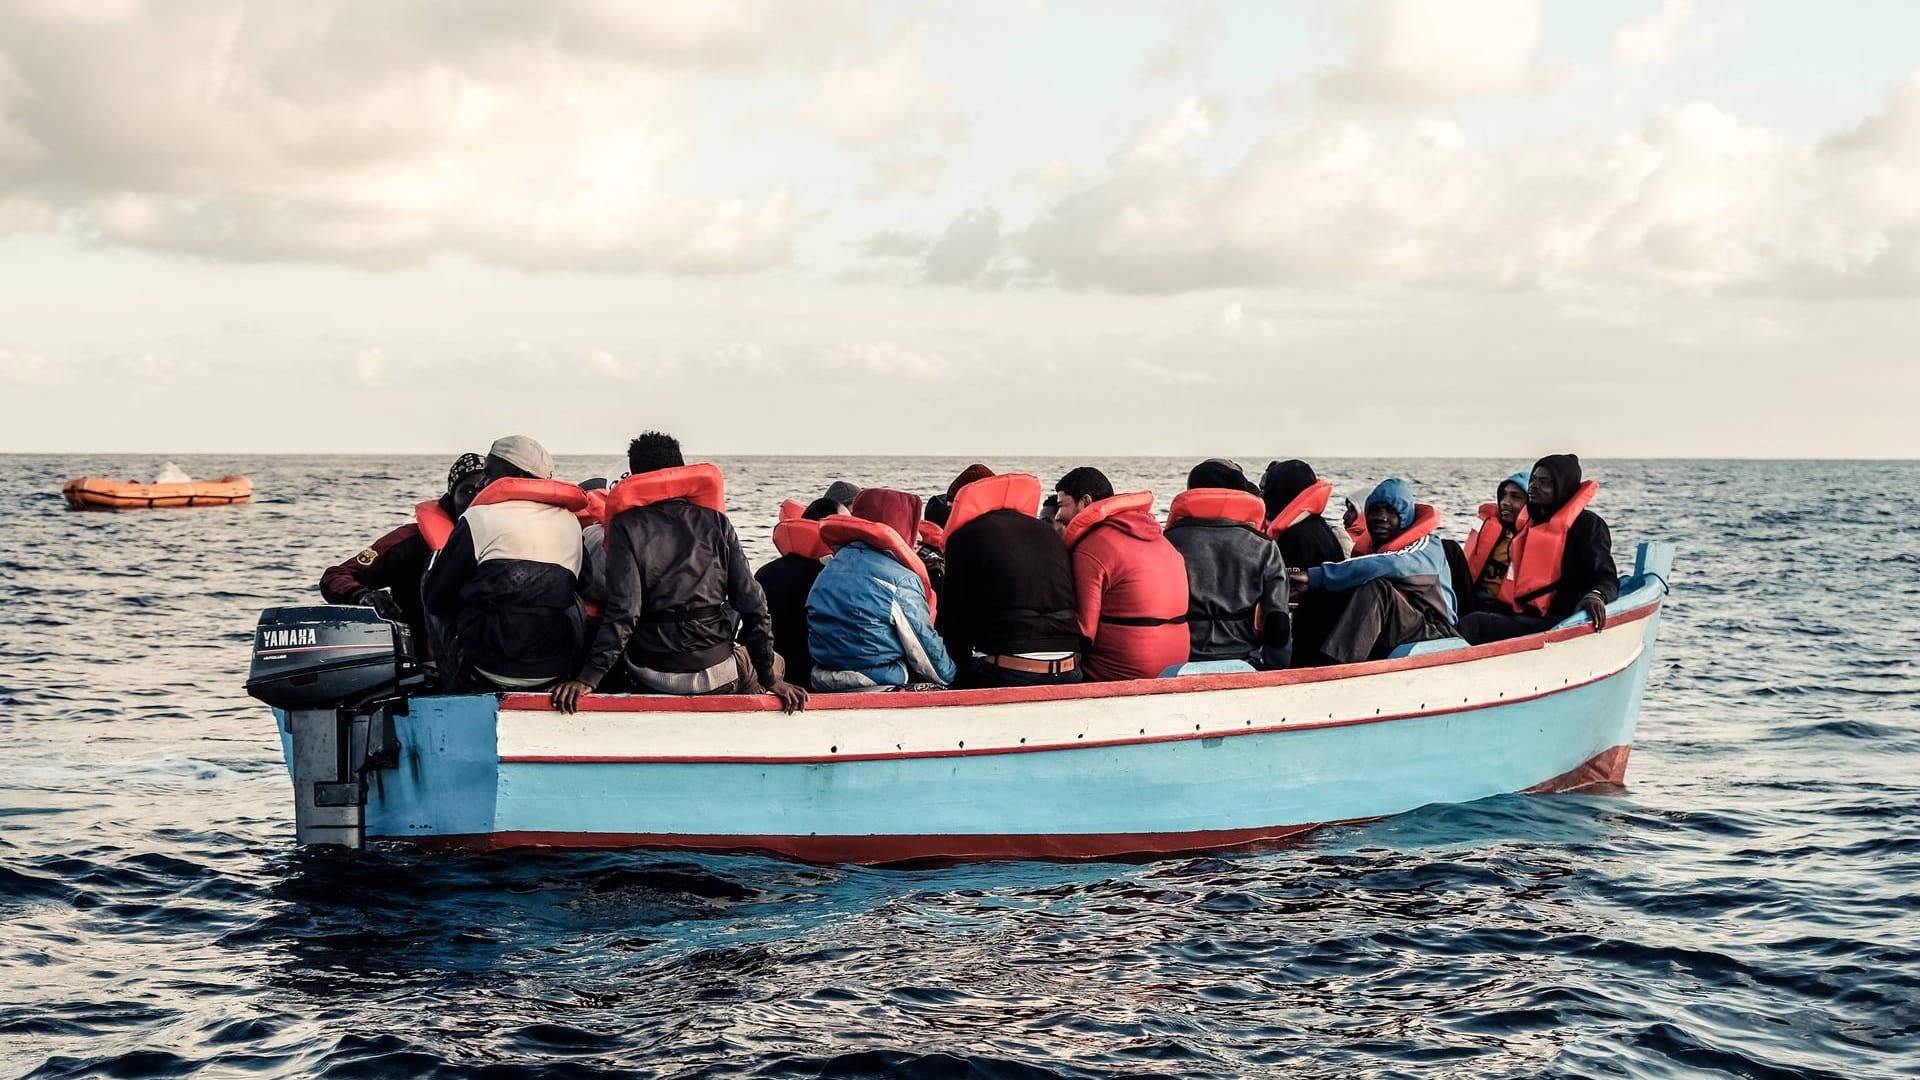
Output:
(1530, 454), (1620, 622)
(578, 498), (777, 690)
(1259, 459), (1346, 571)
(1164, 516), (1291, 668)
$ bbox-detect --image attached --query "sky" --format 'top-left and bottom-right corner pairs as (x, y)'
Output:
(1, 0), (1917, 458)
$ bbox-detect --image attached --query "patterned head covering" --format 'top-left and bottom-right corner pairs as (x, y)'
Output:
(446, 452), (487, 492)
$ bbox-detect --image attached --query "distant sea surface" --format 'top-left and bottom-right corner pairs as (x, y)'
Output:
(3, 454), (1917, 1080)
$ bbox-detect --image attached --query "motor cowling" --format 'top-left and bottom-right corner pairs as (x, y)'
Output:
(245, 606), (417, 710)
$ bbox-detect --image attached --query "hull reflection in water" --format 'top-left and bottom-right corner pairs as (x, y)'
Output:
(271, 543), (1673, 865)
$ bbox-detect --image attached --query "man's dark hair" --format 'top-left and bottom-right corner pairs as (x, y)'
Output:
(485, 454), (534, 481)
(802, 497), (840, 521)
(627, 431), (684, 476)
(1055, 467), (1113, 504)
(1039, 493), (1059, 519)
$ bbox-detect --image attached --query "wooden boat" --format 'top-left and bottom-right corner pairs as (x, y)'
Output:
(257, 543), (1673, 865)
(63, 475), (252, 510)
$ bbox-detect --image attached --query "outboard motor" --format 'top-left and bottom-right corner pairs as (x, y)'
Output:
(244, 606), (421, 849)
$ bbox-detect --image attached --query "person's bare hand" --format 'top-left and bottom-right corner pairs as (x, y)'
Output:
(1578, 592), (1608, 632)
(550, 679), (592, 714)
(770, 680), (809, 714)
(1288, 569), (1310, 594)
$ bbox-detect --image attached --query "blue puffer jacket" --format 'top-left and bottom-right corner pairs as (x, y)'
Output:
(1307, 478), (1458, 625)
(806, 543), (958, 691)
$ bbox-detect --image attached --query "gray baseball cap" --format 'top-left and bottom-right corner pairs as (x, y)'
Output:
(488, 434), (554, 480)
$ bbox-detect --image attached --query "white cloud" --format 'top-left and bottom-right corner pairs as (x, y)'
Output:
(1140, 2), (1223, 82)
(1125, 356), (1216, 384)
(824, 340), (948, 379)
(1317, 0), (1552, 104)
(1120, 97), (1216, 165)
(809, 40), (936, 147)
(0, 347), (59, 382)
(123, 352), (210, 380)
(352, 347), (388, 387)
(1017, 75), (1920, 298)
(861, 153), (949, 200)
(0, 2), (820, 272)
(1611, 0), (1740, 66)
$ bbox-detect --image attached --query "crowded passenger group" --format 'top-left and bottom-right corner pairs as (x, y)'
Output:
(318, 433), (1620, 714)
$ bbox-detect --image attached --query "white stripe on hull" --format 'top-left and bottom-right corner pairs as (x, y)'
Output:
(498, 613), (1647, 762)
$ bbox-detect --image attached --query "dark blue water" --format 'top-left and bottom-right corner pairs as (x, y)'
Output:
(3, 455), (1917, 1079)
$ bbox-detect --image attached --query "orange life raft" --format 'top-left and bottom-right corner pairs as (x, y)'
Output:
(62, 475), (253, 511)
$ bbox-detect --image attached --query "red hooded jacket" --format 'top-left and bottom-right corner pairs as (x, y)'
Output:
(1066, 496), (1190, 681)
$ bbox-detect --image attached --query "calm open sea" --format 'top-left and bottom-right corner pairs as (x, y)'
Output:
(2, 455), (1917, 1079)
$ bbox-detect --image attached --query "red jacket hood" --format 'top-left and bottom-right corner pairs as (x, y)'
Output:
(1098, 507), (1164, 542)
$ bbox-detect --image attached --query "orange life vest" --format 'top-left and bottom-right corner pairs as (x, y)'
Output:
(578, 488), (608, 528)
(414, 499), (456, 551)
(1264, 479), (1333, 541)
(819, 516), (937, 619)
(1499, 480), (1598, 616)
(1349, 503), (1442, 555)
(1462, 503), (1508, 580)
(946, 473), (1042, 539)
(1062, 491), (1155, 551)
(917, 519), (945, 553)
(603, 463), (726, 522)
(1166, 488), (1264, 530)
(771, 499), (830, 561)
(469, 478), (591, 513)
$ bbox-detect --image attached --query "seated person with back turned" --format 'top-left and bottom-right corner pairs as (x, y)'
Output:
(422, 436), (588, 690)
(550, 432), (807, 713)
(1461, 454), (1616, 644)
(1164, 459), (1291, 669)
(1287, 477), (1456, 665)
(937, 472), (1083, 687)
(754, 496), (843, 691)
(1054, 467), (1190, 681)
(1461, 471), (1529, 615)
(807, 489), (957, 691)
(320, 452), (486, 646)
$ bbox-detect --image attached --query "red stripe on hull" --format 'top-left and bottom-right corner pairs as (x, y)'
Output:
(400, 821), (1329, 866)
(386, 746), (1634, 865)
(499, 603), (1657, 715)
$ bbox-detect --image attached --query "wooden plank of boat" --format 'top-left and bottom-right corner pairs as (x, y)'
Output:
(281, 543), (1674, 865)
(62, 475), (253, 510)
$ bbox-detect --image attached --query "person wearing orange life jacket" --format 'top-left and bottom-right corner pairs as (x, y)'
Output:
(319, 453), (487, 646)
(754, 496), (843, 690)
(551, 432), (807, 713)
(805, 489), (957, 692)
(937, 473), (1083, 688)
(422, 437), (589, 690)
(1164, 459), (1292, 669)
(1461, 454), (1617, 645)
(1055, 467), (1190, 681)
(1259, 459), (1346, 662)
(1461, 472), (1530, 614)
(1288, 477), (1457, 665)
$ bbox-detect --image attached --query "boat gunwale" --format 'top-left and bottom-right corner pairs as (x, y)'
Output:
(499, 591), (1663, 716)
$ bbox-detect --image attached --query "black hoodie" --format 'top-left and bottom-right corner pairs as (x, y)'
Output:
(1526, 454), (1619, 621)
(1259, 459), (1345, 572)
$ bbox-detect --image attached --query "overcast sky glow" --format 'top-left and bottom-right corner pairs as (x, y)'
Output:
(2, 0), (1917, 458)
